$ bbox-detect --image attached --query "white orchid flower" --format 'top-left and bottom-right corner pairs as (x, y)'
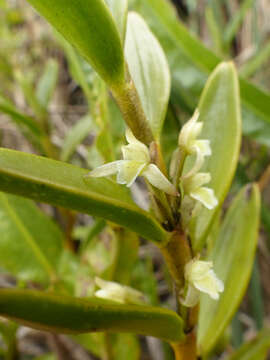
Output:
(182, 172), (218, 210)
(94, 277), (146, 305)
(178, 110), (211, 177)
(88, 129), (177, 196)
(181, 259), (224, 307)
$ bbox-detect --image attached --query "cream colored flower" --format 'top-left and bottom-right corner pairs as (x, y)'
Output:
(94, 277), (146, 305)
(178, 110), (211, 177)
(87, 129), (177, 195)
(182, 172), (218, 210)
(181, 259), (224, 307)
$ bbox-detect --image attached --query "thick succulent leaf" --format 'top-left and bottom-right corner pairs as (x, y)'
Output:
(0, 193), (63, 284)
(26, 0), (125, 88)
(227, 329), (270, 360)
(187, 62), (241, 250)
(36, 59), (59, 108)
(105, 0), (128, 43)
(0, 149), (168, 244)
(0, 289), (184, 343)
(125, 12), (171, 140)
(198, 184), (260, 355)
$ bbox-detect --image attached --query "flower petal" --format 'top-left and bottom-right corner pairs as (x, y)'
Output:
(190, 187), (218, 210)
(122, 144), (150, 163)
(183, 172), (211, 193)
(143, 164), (178, 195)
(117, 160), (146, 187)
(87, 161), (122, 178)
(178, 109), (201, 149)
(180, 284), (200, 307)
(122, 129), (150, 162)
(193, 270), (224, 300)
(185, 259), (213, 282)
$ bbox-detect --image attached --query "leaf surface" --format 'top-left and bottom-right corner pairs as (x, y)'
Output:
(26, 0), (125, 88)
(198, 184), (260, 355)
(125, 12), (171, 140)
(0, 193), (63, 284)
(0, 149), (168, 244)
(188, 62), (241, 250)
(0, 289), (184, 342)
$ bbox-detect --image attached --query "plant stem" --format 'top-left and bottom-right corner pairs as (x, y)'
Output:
(112, 70), (153, 145)
(171, 332), (197, 360)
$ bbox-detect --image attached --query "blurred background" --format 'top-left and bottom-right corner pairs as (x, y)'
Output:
(0, 0), (270, 359)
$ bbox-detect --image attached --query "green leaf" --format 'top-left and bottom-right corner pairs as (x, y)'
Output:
(0, 289), (184, 343)
(0, 193), (63, 284)
(227, 329), (270, 360)
(26, 0), (125, 88)
(125, 12), (171, 140)
(105, 0), (128, 43)
(60, 115), (92, 162)
(188, 62), (241, 251)
(198, 184), (261, 355)
(0, 148), (168, 244)
(36, 59), (59, 108)
(0, 94), (41, 136)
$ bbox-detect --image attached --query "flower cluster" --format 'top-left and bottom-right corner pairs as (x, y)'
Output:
(87, 129), (177, 195)
(94, 277), (146, 305)
(181, 258), (224, 307)
(178, 110), (218, 210)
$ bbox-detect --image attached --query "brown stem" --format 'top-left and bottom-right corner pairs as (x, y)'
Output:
(171, 331), (197, 360)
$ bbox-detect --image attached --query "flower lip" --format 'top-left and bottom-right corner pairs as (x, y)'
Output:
(182, 258), (224, 305)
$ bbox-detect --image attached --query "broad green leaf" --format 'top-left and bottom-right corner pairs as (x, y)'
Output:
(36, 59), (59, 108)
(125, 12), (171, 140)
(0, 148), (168, 244)
(105, 0), (128, 43)
(0, 289), (184, 342)
(60, 115), (92, 162)
(188, 62), (241, 250)
(133, 0), (270, 146)
(0, 94), (41, 136)
(26, 0), (125, 88)
(227, 329), (270, 360)
(198, 184), (260, 355)
(0, 193), (63, 284)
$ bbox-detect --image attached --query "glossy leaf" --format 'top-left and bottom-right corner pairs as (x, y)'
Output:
(125, 12), (171, 140)
(0, 148), (168, 244)
(0, 289), (184, 342)
(105, 0), (128, 43)
(0, 193), (63, 284)
(60, 115), (92, 162)
(188, 62), (241, 250)
(198, 184), (260, 355)
(26, 0), (125, 88)
(36, 59), (59, 108)
(227, 329), (270, 360)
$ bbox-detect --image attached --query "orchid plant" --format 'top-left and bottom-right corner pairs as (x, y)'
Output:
(0, 0), (264, 360)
